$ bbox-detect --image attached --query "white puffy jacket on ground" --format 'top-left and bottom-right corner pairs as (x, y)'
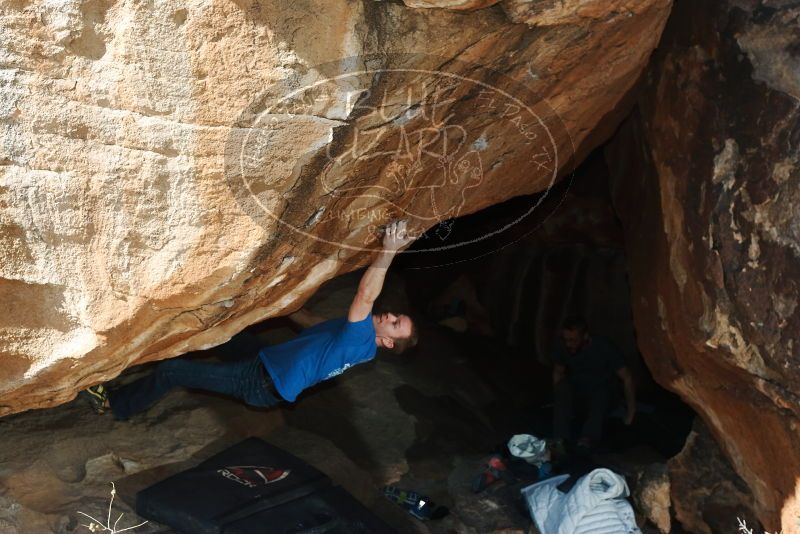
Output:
(521, 468), (642, 534)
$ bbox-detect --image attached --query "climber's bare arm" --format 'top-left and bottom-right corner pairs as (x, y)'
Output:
(348, 220), (414, 322)
(287, 308), (326, 329)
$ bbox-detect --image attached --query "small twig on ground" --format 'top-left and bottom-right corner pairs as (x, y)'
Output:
(77, 482), (148, 533)
(737, 517), (785, 534)
(738, 518), (755, 534)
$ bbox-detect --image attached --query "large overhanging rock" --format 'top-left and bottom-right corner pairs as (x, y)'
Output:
(606, 1), (800, 530)
(0, 0), (670, 415)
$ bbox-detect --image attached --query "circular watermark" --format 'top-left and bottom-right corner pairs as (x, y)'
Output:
(224, 53), (574, 265)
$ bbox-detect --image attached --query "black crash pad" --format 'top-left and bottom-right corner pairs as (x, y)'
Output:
(135, 437), (394, 534)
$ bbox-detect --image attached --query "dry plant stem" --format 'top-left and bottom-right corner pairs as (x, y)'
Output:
(77, 482), (148, 533)
(737, 517), (785, 534)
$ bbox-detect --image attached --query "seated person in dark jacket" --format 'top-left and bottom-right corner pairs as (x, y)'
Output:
(551, 316), (635, 447)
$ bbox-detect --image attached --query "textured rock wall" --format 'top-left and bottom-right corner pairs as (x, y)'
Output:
(402, 0), (500, 10)
(606, 0), (800, 530)
(668, 418), (761, 534)
(0, 0), (671, 414)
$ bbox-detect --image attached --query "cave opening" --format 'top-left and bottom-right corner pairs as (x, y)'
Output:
(394, 146), (698, 463)
(379, 146), (702, 528)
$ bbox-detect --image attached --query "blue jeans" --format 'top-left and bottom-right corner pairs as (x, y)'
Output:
(109, 356), (282, 420)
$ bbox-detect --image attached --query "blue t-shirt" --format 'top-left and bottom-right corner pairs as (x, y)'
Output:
(259, 315), (377, 402)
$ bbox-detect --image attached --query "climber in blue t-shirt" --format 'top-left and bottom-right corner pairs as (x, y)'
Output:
(83, 220), (419, 419)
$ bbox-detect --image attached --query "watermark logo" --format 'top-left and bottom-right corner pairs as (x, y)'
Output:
(224, 53), (573, 263)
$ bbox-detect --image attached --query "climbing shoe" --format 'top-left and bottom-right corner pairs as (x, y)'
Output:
(382, 486), (449, 521)
(80, 384), (109, 414)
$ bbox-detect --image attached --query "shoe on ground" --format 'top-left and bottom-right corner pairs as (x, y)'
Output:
(382, 486), (448, 521)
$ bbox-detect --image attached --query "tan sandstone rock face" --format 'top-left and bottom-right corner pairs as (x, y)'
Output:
(502, 0), (649, 27)
(0, 0), (670, 415)
(606, 1), (800, 530)
(401, 0), (501, 11)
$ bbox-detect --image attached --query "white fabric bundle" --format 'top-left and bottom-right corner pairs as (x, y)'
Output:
(508, 434), (550, 465)
(521, 468), (641, 534)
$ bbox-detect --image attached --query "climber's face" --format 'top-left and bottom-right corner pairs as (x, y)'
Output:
(373, 312), (413, 346)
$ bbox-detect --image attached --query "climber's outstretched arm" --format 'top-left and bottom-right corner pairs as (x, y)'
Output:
(348, 220), (414, 322)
